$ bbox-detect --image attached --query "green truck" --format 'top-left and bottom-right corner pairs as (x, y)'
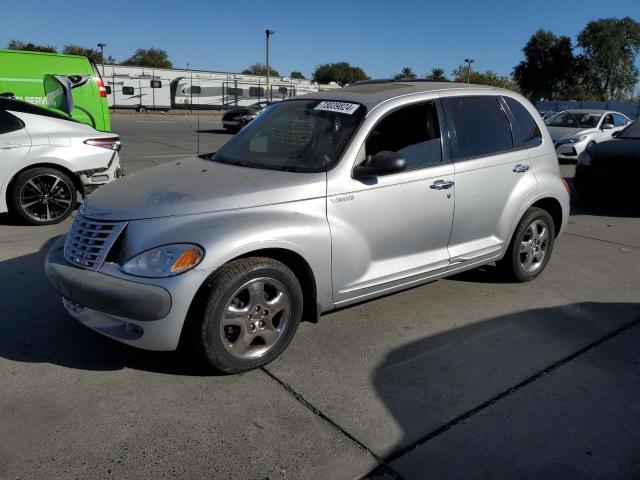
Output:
(0, 49), (111, 131)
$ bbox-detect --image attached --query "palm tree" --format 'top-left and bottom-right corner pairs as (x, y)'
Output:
(425, 68), (447, 81)
(393, 67), (417, 80)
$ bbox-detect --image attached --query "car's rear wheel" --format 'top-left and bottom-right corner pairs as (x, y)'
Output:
(497, 207), (555, 282)
(10, 167), (77, 225)
(188, 257), (303, 373)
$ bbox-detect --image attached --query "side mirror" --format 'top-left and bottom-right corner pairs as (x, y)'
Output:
(601, 123), (614, 130)
(612, 130), (620, 138)
(353, 151), (406, 178)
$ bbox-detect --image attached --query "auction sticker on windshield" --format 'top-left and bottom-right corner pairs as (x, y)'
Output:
(314, 101), (360, 115)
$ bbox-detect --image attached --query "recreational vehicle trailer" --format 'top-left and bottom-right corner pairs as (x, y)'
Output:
(99, 64), (333, 111)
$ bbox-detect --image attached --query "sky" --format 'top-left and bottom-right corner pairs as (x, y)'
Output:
(1, 0), (638, 79)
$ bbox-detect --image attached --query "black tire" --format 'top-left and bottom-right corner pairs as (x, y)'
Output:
(188, 257), (303, 373)
(497, 207), (556, 282)
(9, 167), (77, 226)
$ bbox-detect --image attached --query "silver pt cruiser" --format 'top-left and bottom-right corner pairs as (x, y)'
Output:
(45, 81), (570, 373)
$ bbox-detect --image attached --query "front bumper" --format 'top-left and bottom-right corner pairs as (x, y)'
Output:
(555, 141), (587, 162)
(44, 236), (207, 351)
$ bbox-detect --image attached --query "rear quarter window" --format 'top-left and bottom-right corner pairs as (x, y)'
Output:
(503, 96), (542, 148)
(442, 96), (514, 160)
(0, 110), (24, 133)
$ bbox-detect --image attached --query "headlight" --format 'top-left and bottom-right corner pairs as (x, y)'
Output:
(121, 243), (204, 278)
(558, 135), (588, 145)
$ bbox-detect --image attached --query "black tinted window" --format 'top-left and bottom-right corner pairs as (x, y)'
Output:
(150, 80), (162, 88)
(122, 86), (134, 95)
(504, 96), (542, 148)
(227, 87), (243, 96)
(365, 102), (442, 170)
(191, 86), (202, 95)
(249, 87), (264, 97)
(444, 96), (514, 160)
(0, 111), (24, 133)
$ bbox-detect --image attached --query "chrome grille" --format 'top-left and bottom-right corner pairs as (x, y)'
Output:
(64, 214), (126, 270)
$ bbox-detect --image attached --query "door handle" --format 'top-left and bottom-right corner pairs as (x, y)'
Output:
(513, 164), (530, 173)
(430, 179), (455, 190)
(0, 144), (21, 150)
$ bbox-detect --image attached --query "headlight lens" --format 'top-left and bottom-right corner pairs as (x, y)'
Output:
(558, 135), (588, 144)
(121, 243), (204, 278)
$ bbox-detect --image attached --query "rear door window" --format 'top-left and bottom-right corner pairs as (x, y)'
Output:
(442, 96), (514, 160)
(365, 101), (443, 170)
(503, 96), (542, 148)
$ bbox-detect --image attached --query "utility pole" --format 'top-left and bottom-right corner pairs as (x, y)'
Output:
(464, 58), (475, 84)
(266, 29), (275, 101)
(187, 63), (192, 113)
(97, 43), (107, 76)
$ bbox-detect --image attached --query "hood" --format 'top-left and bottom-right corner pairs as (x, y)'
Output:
(83, 156), (326, 221)
(547, 126), (598, 142)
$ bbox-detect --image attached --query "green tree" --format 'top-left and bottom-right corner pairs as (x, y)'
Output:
(452, 66), (518, 91)
(290, 70), (306, 79)
(122, 48), (172, 68)
(393, 67), (417, 80)
(425, 68), (447, 81)
(312, 62), (368, 85)
(513, 30), (584, 100)
(62, 45), (115, 64)
(241, 63), (280, 77)
(7, 39), (56, 53)
(577, 17), (640, 100)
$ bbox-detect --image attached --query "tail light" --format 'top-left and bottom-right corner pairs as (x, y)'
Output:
(96, 76), (107, 97)
(562, 178), (571, 196)
(85, 137), (121, 151)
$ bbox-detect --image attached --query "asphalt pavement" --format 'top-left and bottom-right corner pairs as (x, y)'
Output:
(0, 113), (639, 480)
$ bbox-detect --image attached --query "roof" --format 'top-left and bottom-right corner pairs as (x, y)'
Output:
(297, 79), (492, 110)
(0, 97), (74, 122)
(560, 109), (610, 114)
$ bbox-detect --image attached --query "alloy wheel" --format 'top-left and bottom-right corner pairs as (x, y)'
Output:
(219, 277), (291, 360)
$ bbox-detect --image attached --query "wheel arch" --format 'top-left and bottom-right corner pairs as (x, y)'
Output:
(185, 247), (319, 337)
(5, 162), (84, 210)
(530, 197), (563, 237)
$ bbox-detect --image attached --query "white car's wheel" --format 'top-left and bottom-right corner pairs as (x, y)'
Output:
(10, 167), (77, 225)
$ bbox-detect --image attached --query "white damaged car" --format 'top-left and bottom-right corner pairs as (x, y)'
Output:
(0, 98), (123, 225)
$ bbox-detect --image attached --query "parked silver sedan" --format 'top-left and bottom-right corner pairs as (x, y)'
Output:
(545, 109), (630, 162)
(46, 81), (569, 373)
(0, 98), (123, 225)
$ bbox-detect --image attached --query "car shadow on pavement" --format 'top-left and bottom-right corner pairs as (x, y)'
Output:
(196, 128), (232, 135)
(368, 300), (640, 479)
(0, 236), (219, 376)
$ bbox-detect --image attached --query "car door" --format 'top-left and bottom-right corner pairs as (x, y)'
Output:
(597, 113), (617, 142)
(442, 94), (538, 265)
(327, 100), (455, 305)
(0, 110), (32, 203)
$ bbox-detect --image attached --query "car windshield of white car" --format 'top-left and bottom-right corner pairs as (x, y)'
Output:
(546, 112), (602, 128)
(211, 99), (366, 173)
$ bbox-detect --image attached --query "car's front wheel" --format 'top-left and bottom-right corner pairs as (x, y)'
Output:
(189, 257), (303, 373)
(10, 167), (77, 225)
(497, 207), (555, 282)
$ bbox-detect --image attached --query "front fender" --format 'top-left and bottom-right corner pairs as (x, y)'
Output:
(119, 198), (334, 310)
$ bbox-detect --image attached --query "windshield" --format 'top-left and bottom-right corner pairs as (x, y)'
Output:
(618, 119), (640, 139)
(546, 111), (602, 128)
(212, 99), (366, 172)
